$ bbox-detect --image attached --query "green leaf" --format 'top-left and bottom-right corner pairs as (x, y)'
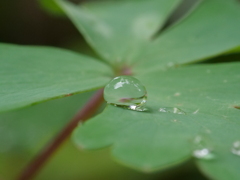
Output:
(0, 92), (94, 154)
(38, 0), (65, 16)
(134, 0), (240, 72)
(0, 43), (112, 113)
(0, 92), (159, 180)
(225, 46), (240, 55)
(55, 0), (181, 66)
(56, 0), (240, 70)
(73, 62), (240, 179)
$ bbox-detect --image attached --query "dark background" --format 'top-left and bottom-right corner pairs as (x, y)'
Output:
(0, 0), (81, 47)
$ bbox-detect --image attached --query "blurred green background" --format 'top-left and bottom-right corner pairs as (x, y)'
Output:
(0, 0), (219, 179)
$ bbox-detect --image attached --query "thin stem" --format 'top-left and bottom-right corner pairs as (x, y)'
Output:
(17, 89), (104, 180)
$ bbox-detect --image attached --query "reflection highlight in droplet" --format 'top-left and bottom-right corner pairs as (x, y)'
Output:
(231, 140), (240, 156)
(192, 133), (215, 160)
(159, 107), (186, 115)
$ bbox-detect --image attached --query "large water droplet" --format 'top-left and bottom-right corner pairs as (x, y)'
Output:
(192, 134), (215, 160)
(231, 140), (240, 156)
(104, 76), (147, 111)
(159, 107), (186, 115)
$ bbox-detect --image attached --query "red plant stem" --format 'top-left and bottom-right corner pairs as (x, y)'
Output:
(17, 89), (104, 180)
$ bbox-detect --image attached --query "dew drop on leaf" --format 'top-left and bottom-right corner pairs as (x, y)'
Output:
(159, 107), (186, 115)
(231, 140), (240, 156)
(192, 134), (215, 160)
(104, 76), (147, 111)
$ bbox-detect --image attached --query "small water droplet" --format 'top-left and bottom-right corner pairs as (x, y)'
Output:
(159, 107), (186, 115)
(193, 109), (199, 114)
(192, 134), (215, 160)
(193, 148), (214, 160)
(231, 141), (240, 156)
(133, 13), (160, 40)
(104, 76), (147, 111)
(206, 69), (211, 73)
(167, 62), (175, 67)
(94, 22), (113, 38)
(174, 92), (181, 96)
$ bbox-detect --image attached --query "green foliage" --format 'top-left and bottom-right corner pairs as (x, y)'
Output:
(0, 93), (159, 180)
(56, 0), (181, 66)
(1, 0), (240, 179)
(136, 0), (240, 71)
(0, 44), (112, 113)
(38, 0), (64, 16)
(0, 92), (94, 179)
(0, 92), (94, 154)
(74, 63), (240, 179)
